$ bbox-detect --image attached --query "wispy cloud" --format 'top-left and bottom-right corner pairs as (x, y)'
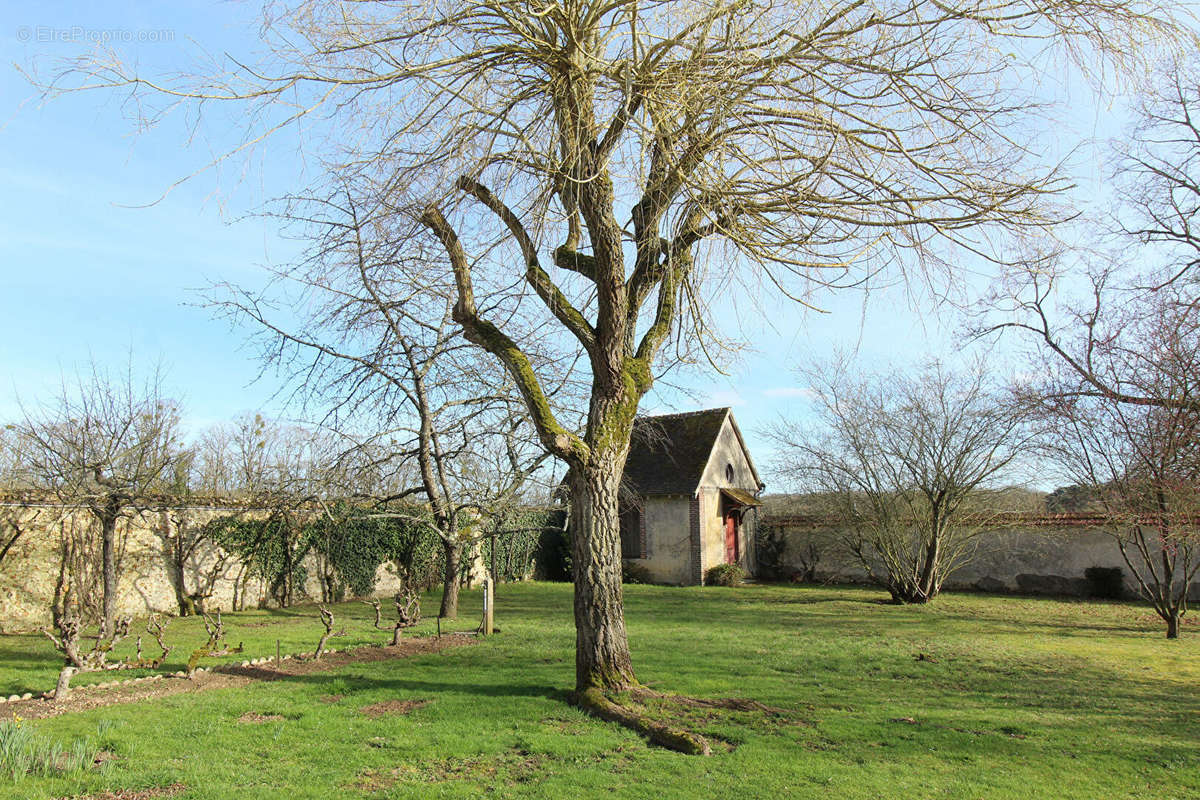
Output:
(762, 386), (816, 400)
(706, 389), (746, 407)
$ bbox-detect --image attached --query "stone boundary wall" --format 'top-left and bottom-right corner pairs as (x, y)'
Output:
(760, 516), (1200, 601)
(0, 503), (483, 632)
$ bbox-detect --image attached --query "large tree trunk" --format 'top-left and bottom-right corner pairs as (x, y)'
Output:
(52, 530), (71, 631)
(158, 514), (193, 616)
(440, 539), (461, 619)
(1166, 610), (1180, 639)
(100, 510), (119, 630)
(569, 463), (636, 692)
(172, 563), (196, 616)
(167, 538), (194, 616)
(231, 565), (247, 612)
(916, 518), (943, 601)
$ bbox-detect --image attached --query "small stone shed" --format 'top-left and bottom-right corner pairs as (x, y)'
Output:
(619, 408), (765, 584)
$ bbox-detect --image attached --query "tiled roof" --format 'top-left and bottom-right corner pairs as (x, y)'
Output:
(622, 408), (730, 496)
(759, 511), (1169, 528)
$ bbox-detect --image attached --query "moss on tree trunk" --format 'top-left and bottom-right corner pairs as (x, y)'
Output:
(569, 462), (636, 692)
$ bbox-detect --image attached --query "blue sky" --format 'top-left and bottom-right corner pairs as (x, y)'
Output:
(0, 1), (1140, 487)
(1, 1), (296, 433)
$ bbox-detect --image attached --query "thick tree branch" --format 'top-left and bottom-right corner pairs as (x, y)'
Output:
(455, 176), (597, 352)
(420, 204), (587, 465)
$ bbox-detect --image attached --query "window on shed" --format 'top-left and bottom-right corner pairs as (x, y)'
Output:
(619, 507), (643, 559)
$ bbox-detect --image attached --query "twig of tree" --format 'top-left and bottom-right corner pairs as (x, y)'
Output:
(314, 605), (335, 660)
(364, 584), (422, 646)
(0, 506), (62, 572)
(1030, 288), (1200, 638)
(187, 610), (242, 674)
(121, 614), (173, 670)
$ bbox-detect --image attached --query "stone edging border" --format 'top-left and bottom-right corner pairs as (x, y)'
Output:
(0, 646), (360, 702)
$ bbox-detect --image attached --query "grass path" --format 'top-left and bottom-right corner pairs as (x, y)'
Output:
(0, 583), (1196, 799)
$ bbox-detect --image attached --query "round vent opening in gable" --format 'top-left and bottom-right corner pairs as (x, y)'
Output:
(725, 463), (734, 482)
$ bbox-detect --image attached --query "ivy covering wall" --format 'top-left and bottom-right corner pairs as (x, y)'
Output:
(202, 505), (571, 607)
(480, 508), (568, 583)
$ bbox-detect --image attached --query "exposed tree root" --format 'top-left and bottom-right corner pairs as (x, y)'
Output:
(570, 687), (712, 756)
(570, 686), (809, 754)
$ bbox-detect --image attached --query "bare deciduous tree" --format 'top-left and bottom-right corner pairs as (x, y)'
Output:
(41, 0), (1181, 740)
(314, 604), (339, 660)
(365, 585), (421, 646)
(204, 414), (337, 609)
(187, 610), (242, 674)
(128, 614), (173, 670)
(1115, 59), (1200, 290)
(1031, 286), (1200, 637)
(977, 62), (1200, 639)
(769, 362), (1029, 603)
(15, 362), (182, 629)
(981, 58), (1200, 408)
(212, 190), (558, 618)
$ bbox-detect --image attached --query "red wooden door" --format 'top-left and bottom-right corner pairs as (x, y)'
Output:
(724, 512), (738, 564)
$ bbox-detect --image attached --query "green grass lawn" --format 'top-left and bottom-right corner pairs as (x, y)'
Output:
(1, 583), (1197, 799)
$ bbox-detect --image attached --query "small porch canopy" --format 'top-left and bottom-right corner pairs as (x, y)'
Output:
(720, 488), (762, 507)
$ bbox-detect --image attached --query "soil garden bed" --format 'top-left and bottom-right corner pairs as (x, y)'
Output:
(4, 635), (475, 721)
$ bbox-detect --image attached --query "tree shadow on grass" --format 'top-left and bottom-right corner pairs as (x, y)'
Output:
(630, 584), (1178, 640)
(218, 658), (568, 702)
(0, 637), (72, 695)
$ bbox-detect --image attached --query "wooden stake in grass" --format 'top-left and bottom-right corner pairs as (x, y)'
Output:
(482, 578), (493, 637)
